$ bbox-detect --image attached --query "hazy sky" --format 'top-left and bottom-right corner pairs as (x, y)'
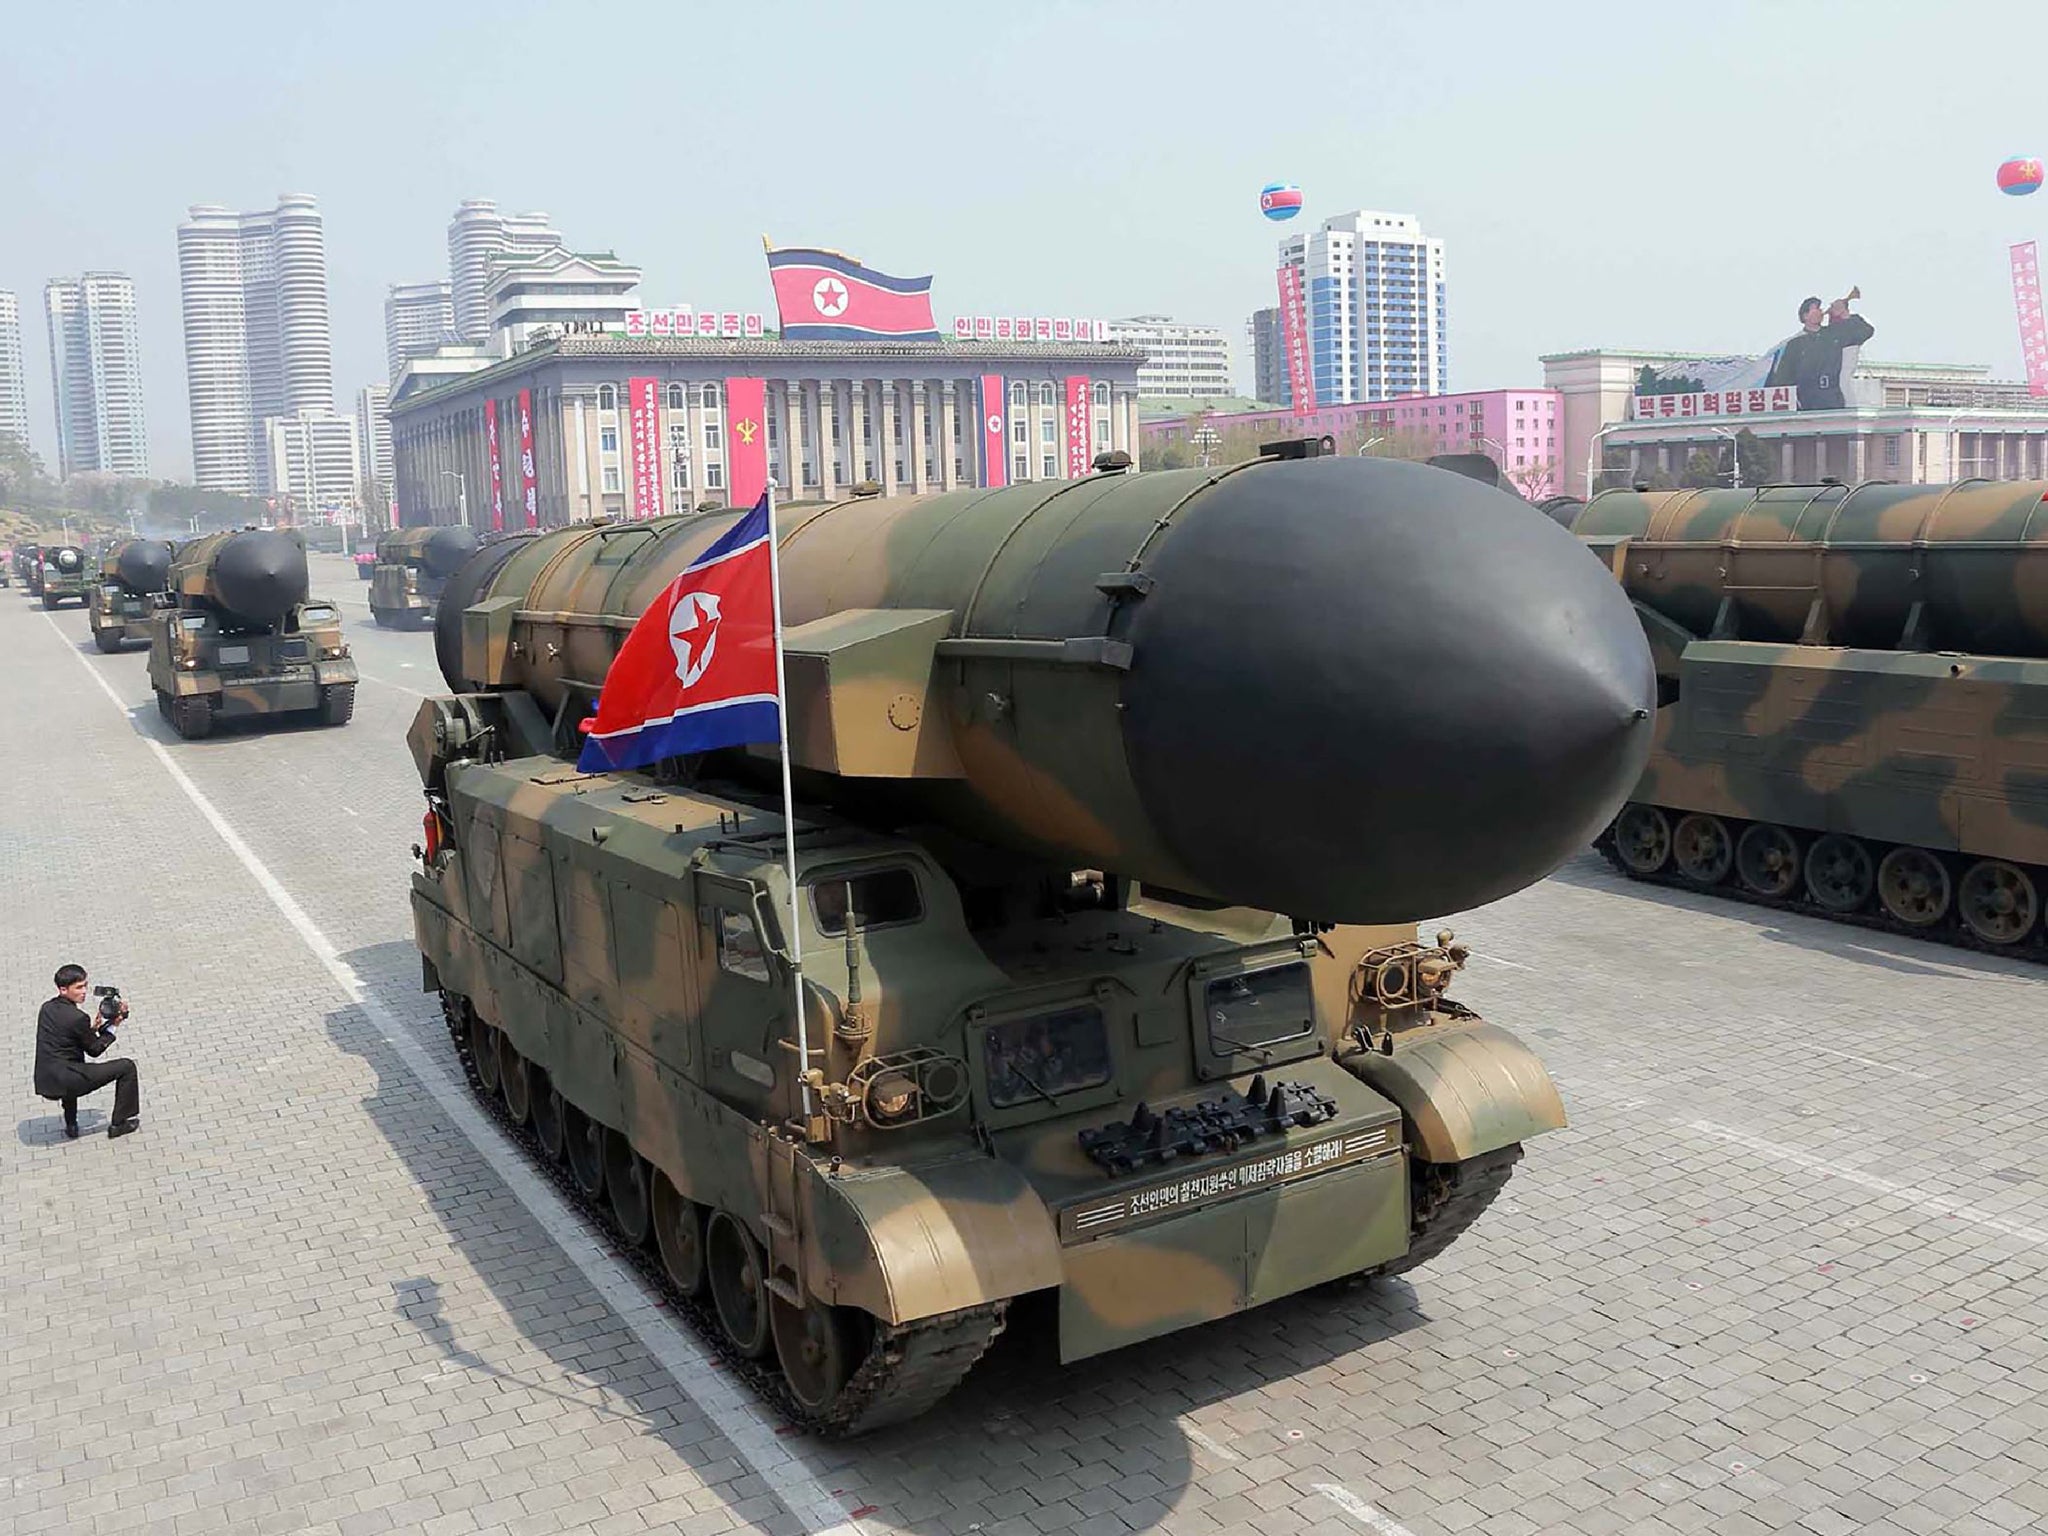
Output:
(4, 0), (2043, 479)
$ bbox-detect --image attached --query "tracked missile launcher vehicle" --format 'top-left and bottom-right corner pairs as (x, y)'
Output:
(147, 528), (358, 739)
(370, 524), (480, 629)
(1577, 478), (2048, 954)
(12, 545), (38, 593)
(38, 544), (88, 608)
(407, 452), (1655, 1432)
(88, 539), (174, 652)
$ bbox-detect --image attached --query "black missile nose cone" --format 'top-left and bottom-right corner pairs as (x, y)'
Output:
(1123, 456), (1655, 923)
(213, 530), (310, 625)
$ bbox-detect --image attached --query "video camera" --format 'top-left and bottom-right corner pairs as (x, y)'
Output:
(93, 984), (126, 1027)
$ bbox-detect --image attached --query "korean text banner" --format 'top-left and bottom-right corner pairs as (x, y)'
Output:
(628, 376), (662, 519)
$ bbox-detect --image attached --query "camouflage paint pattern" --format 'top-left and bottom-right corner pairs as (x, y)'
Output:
(1573, 479), (2048, 947)
(410, 462), (1600, 1414)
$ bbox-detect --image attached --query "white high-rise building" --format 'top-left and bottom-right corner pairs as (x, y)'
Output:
(0, 291), (28, 447)
(44, 273), (148, 478)
(178, 194), (335, 493)
(448, 201), (564, 342)
(265, 407), (360, 515)
(1277, 209), (1447, 405)
(385, 281), (454, 380)
(1101, 316), (1233, 400)
(356, 383), (392, 503)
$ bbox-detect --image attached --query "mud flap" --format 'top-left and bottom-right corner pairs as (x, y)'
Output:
(1342, 1019), (1567, 1164)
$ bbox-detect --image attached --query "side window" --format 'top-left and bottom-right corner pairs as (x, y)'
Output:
(715, 909), (770, 982)
(810, 867), (922, 936)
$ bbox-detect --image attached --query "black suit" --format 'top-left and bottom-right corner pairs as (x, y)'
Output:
(34, 996), (138, 1127)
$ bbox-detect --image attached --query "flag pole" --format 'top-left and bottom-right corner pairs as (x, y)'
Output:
(763, 483), (813, 1128)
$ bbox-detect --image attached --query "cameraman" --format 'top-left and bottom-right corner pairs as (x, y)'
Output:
(33, 964), (139, 1139)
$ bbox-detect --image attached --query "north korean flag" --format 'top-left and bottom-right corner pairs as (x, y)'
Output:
(766, 246), (941, 341)
(576, 494), (780, 774)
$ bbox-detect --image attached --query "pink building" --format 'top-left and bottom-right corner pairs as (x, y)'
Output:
(1146, 387), (1566, 496)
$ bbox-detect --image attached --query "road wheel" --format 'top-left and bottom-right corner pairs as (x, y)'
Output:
(771, 1291), (862, 1416)
(318, 684), (354, 727)
(1958, 859), (2039, 946)
(1611, 804), (1672, 875)
(1735, 823), (1801, 897)
(497, 1035), (531, 1125)
(563, 1105), (605, 1200)
(1877, 847), (1952, 928)
(92, 627), (120, 654)
(40, 593), (54, 610)
(154, 689), (171, 721)
(1805, 834), (1874, 912)
(707, 1212), (773, 1357)
(1671, 813), (1733, 886)
(530, 1071), (565, 1161)
(604, 1131), (653, 1245)
(170, 695), (213, 739)
(469, 1013), (500, 1094)
(651, 1174), (707, 1296)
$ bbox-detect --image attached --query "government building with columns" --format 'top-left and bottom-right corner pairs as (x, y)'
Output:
(389, 334), (1146, 528)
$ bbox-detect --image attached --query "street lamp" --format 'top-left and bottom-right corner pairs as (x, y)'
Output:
(1584, 420), (1630, 497)
(439, 470), (469, 527)
(1709, 426), (1741, 489)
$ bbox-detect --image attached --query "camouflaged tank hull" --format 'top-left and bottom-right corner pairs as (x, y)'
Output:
(1574, 480), (2048, 954)
(401, 457), (1652, 1431)
(148, 530), (358, 739)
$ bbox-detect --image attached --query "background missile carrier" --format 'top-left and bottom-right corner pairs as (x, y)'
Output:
(1574, 478), (2048, 954)
(406, 452), (1655, 1432)
(147, 528), (358, 739)
(14, 545), (40, 594)
(87, 539), (173, 652)
(369, 524), (479, 629)
(36, 544), (88, 609)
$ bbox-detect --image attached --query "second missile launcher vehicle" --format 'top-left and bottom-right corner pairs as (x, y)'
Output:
(369, 524), (480, 629)
(88, 539), (174, 652)
(407, 450), (1656, 1432)
(147, 528), (358, 739)
(38, 544), (88, 608)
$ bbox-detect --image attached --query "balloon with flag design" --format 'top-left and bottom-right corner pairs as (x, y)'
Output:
(1998, 157), (2044, 196)
(1259, 183), (1304, 221)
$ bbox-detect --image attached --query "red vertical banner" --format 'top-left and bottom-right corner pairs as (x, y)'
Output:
(517, 388), (538, 528)
(1063, 375), (1092, 480)
(484, 399), (504, 531)
(977, 374), (1007, 488)
(627, 376), (663, 518)
(2013, 242), (2048, 398)
(1277, 262), (1316, 413)
(724, 377), (768, 510)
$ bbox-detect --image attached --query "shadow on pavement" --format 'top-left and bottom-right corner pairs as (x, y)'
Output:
(15, 1108), (105, 1146)
(331, 938), (1429, 1535)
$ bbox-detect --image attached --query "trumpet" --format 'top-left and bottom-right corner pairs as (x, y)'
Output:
(1836, 285), (1861, 307)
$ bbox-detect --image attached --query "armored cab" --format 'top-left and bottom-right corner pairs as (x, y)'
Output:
(408, 455), (1654, 1431)
(1575, 478), (2048, 952)
(38, 544), (88, 608)
(87, 539), (173, 653)
(146, 528), (358, 739)
(369, 524), (480, 629)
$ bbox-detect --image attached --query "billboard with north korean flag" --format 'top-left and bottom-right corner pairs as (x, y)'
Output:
(977, 375), (1007, 488)
(766, 246), (940, 342)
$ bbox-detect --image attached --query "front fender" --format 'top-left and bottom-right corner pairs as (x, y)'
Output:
(315, 657), (361, 686)
(801, 1150), (1062, 1324)
(1341, 1017), (1566, 1163)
